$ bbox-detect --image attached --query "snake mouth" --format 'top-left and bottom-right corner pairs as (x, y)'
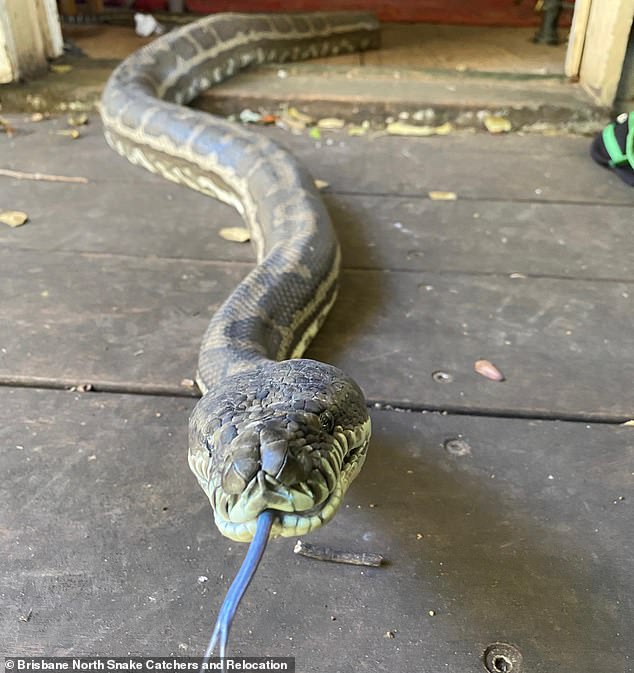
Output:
(192, 417), (371, 542)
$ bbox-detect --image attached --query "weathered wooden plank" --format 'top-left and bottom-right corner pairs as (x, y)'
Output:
(2, 180), (634, 280)
(1, 249), (632, 418)
(0, 249), (244, 391)
(328, 196), (634, 279)
(1, 387), (630, 671)
(265, 127), (634, 206)
(0, 180), (247, 264)
(3, 116), (634, 204)
(312, 268), (634, 419)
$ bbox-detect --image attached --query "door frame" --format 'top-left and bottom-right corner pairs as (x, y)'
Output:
(0, 0), (63, 83)
(566, 0), (634, 107)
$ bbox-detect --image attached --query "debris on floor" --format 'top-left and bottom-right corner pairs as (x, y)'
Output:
(0, 117), (16, 137)
(134, 13), (165, 37)
(235, 105), (458, 141)
(0, 167), (88, 183)
(386, 121), (453, 137)
(55, 128), (81, 139)
(428, 191), (458, 200)
(218, 226), (250, 243)
(317, 117), (346, 130)
(67, 112), (89, 127)
(484, 115), (513, 134)
(239, 108), (262, 124)
(0, 210), (28, 227)
(474, 359), (505, 382)
(50, 64), (73, 74)
(294, 540), (384, 567)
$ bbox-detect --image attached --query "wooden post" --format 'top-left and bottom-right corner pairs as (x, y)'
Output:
(564, 0), (593, 78)
(36, 0), (65, 59)
(576, 0), (634, 106)
(0, 0), (63, 83)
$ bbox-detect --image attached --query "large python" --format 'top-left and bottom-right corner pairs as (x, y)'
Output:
(100, 11), (380, 658)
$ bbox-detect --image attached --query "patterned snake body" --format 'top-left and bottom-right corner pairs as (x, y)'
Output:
(100, 13), (380, 543)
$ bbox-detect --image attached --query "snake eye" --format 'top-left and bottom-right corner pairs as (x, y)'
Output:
(318, 410), (335, 433)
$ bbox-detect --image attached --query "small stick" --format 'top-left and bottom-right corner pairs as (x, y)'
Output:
(0, 168), (88, 184)
(294, 540), (384, 567)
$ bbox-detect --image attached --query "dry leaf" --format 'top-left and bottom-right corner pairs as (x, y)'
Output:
(50, 64), (73, 74)
(317, 117), (345, 130)
(287, 107), (314, 125)
(56, 129), (81, 139)
(67, 113), (88, 126)
(348, 125), (368, 137)
(484, 116), (512, 134)
(314, 179), (329, 190)
(428, 191), (457, 201)
(0, 210), (28, 227)
(387, 121), (434, 137)
(0, 117), (16, 137)
(277, 112), (307, 133)
(433, 122), (454, 135)
(386, 121), (453, 137)
(219, 227), (250, 243)
(474, 359), (505, 382)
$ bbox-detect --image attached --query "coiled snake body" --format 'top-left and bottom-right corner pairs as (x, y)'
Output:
(100, 11), (379, 654)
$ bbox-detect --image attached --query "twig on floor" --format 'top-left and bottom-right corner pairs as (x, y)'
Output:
(294, 540), (384, 567)
(0, 168), (88, 184)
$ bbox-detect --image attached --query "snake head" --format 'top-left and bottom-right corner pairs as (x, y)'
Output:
(188, 359), (371, 542)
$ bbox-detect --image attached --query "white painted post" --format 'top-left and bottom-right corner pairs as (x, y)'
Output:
(564, 0), (593, 79)
(36, 0), (64, 60)
(0, 0), (63, 83)
(577, 0), (634, 106)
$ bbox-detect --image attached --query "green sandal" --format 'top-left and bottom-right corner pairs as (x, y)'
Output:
(590, 112), (634, 186)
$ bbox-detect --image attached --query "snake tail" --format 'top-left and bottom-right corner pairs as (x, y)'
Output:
(203, 510), (276, 664)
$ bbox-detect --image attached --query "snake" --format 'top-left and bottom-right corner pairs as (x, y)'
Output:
(100, 11), (380, 658)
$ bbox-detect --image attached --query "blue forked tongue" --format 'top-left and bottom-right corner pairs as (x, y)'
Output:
(202, 510), (276, 667)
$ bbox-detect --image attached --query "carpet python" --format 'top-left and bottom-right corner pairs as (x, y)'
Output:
(100, 11), (380, 657)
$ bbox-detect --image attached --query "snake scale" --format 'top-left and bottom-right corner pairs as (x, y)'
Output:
(100, 11), (380, 657)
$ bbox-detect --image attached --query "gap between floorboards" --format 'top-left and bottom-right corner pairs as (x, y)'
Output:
(0, 376), (629, 426)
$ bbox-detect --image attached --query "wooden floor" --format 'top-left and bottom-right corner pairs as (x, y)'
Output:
(1, 115), (633, 672)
